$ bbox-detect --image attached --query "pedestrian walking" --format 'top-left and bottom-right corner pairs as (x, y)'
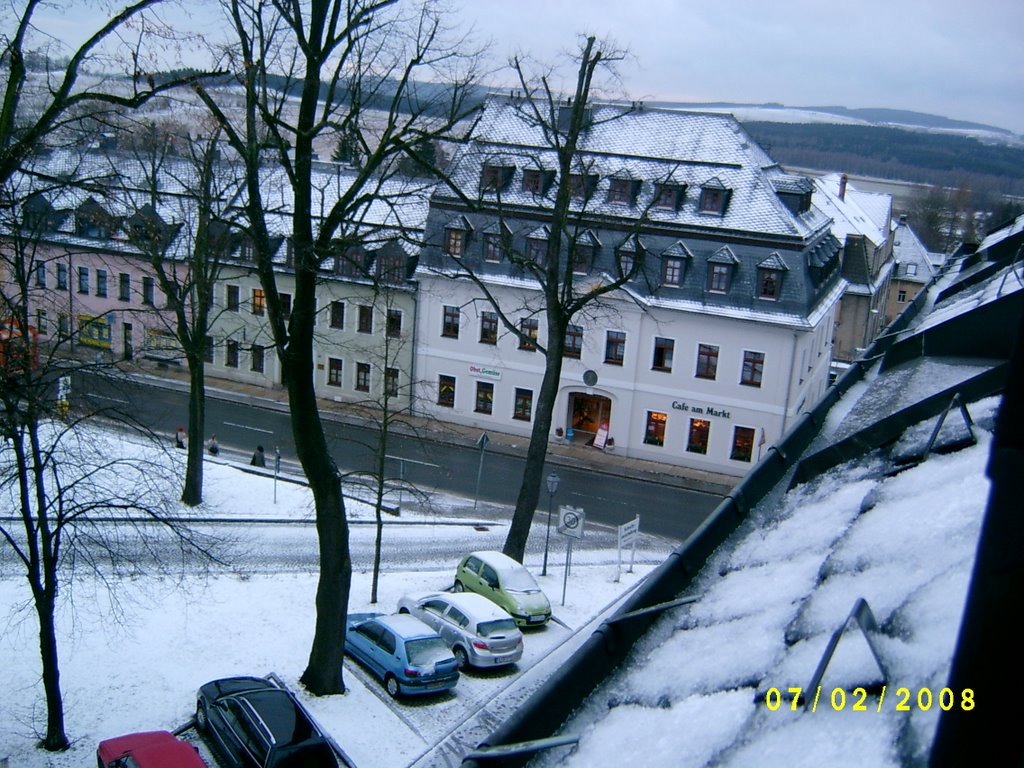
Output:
(175, 426), (187, 450)
(207, 434), (220, 456)
(251, 444), (266, 467)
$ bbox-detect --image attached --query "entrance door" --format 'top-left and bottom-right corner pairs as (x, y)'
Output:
(568, 393), (612, 442)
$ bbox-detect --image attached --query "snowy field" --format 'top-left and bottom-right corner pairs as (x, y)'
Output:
(1, 434), (671, 767)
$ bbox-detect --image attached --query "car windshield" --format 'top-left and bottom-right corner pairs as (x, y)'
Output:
(406, 637), (454, 666)
(501, 568), (540, 592)
(478, 618), (517, 637)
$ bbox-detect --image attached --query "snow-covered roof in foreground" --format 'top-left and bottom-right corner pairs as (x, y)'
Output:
(540, 393), (997, 768)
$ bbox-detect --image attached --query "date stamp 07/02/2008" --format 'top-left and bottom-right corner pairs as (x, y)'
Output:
(764, 686), (975, 713)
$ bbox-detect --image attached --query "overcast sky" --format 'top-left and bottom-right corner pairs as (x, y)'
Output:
(447, 0), (1024, 134)
(26, 0), (1024, 135)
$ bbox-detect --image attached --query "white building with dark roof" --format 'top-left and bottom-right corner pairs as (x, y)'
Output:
(414, 98), (846, 476)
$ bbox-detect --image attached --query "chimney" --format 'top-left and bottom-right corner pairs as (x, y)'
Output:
(838, 173), (848, 201)
(899, 214), (908, 224)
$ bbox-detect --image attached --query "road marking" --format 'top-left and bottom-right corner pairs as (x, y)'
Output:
(88, 394), (129, 404)
(223, 421), (274, 434)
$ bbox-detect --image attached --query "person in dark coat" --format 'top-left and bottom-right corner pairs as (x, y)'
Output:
(175, 426), (187, 449)
(207, 434), (220, 456)
(250, 444), (266, 467)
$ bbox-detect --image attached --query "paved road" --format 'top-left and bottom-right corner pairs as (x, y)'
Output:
(77, 369), (722, 542)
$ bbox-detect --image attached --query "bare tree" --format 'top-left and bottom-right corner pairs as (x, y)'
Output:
(193, 0), (480, 694)
(430, 37), (646, 562)
(0, 177), (218, 751)
(103, 124), (244, 505)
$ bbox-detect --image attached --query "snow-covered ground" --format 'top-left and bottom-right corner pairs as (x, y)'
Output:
(0, 434), (671, 767)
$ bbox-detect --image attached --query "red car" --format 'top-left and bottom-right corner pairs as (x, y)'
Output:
(97, 730), (206, 768)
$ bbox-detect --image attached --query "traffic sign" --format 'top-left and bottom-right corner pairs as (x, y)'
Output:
(557, 506), (585, 539)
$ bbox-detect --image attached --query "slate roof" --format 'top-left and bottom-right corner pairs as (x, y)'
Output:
(812, 173), (891, 248)
(891, 220), (935, 285)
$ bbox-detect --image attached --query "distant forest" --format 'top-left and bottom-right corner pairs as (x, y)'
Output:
(742, 122), (1024, 196)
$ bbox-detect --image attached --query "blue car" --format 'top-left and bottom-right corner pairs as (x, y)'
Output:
(345, 613), (460, 698)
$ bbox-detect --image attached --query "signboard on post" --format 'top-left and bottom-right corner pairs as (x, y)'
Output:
(616, 516), (640, 581)
(558, 506), (585, 606)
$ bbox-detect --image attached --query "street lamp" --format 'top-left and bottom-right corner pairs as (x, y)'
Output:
(542, 471), (560, 576)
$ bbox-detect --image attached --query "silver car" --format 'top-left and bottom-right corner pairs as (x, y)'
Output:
(397, 591), (524, 669)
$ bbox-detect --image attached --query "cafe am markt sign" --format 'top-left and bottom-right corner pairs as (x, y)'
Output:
(671, 401), (732, 419)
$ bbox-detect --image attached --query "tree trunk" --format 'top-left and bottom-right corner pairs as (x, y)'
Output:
(182, 357), (205, 506)
(33, 579), (69, 751)
(503, 319), (567, 562)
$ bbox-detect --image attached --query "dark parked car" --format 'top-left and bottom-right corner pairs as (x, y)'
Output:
(97, 730), (206, 768)
(196, 676), (340, 768)
(345, 612), (460, 698)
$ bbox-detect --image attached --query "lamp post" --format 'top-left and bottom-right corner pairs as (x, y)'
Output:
(542, 471), (560, 576)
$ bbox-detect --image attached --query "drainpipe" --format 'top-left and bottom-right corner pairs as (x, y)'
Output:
(408, 284), (419, 417)
(780, 330), (799, 434)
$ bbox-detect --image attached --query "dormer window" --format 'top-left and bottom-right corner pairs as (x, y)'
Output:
(608, 177), (640, 205)
(756, 253), (788, 300)
(76, 197), (114, 239)
(482, 222), (512, 263)
(615, 235), (643, 279)
(662, 257), (684, 286)
(572, 230), (600, 274)
(654, 184), (685, 211)
(526, 225), (550, 265)
(522, 168), (555, 195)
(568, 173), (599, 200)
(443, 215), (473, 258)
(706, 246), (739, 293)
(481, 162), (514, 193)
(698, 178), (731, 215)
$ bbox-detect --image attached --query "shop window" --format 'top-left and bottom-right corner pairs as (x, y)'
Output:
(564, 324), (583, 359)
(514, 388), (533, 421)
(696, 343), (719, 380)
(356, 362), (370, 392)
(252, 288), (266, 316)
(328, 358), (343, 386)
(519, 318), (538, 350)
(438, 375), (456, 407)
(731, 426), (756, 462)
(442, 305), (460, 338)
(385, 367), (399, 397)
(387, 309), (402, 338)
(330, 300), (345, 329)
(604, 330), (625, 365)
(226, 340), (240, 368)
(475, 381), (494, 414)
(741, 350), (765, 388)
(480, 311), (498, 344)
(644, 411), (667, 447)
(358, 305), (373, 334)
(652, 337), (674, 372)
(687, 419), (710, 454)
(251, 344), (265, 373)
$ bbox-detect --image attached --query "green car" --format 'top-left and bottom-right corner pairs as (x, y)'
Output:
(453, 550), (551, 627)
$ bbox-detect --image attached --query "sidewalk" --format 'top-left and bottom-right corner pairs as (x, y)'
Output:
(135, 362), (737, 498)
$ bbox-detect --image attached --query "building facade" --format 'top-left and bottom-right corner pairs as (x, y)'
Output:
(414, 99), (845, 476)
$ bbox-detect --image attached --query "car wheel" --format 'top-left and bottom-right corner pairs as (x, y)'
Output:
(398, 607), (409, 614)
(196, 701), (209, 732)
(453, 580), (464, 592)
(453, 646), (469, 669)
(385, 674), (400, 699)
